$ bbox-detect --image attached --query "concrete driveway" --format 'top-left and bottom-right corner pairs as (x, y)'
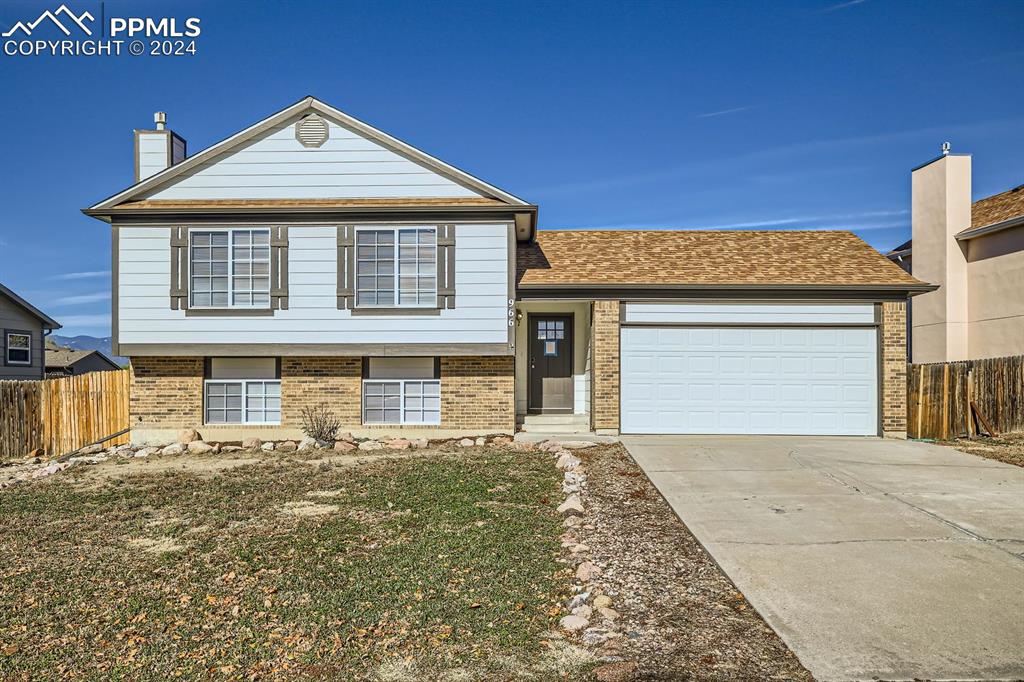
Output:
(623, 436), (1024, 682)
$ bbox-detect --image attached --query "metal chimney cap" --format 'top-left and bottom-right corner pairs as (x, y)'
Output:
(154, 111), (167, 130)
(941, 141), (951, 156)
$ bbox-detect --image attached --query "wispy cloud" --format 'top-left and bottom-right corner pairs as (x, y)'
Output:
(815, 0), (866, 13)
(549, 209), (908, 232)
(50, 270), (110, 281)
(51, 291), (111, 306)
(696, 106), (752, 119)
(52, 314), (111, 330)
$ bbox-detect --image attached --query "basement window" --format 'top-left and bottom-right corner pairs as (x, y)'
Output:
(362, 357), (440, 425)
(204, 357), (280, 425)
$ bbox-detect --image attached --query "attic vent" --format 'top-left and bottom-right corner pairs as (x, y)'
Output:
(295, 114), (329, 148)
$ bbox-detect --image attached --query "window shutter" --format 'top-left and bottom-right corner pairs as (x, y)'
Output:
(169, 226), (188, 310)
(337, 225), (355, 309)
(270, 226), (289, 310)
(437, 224), (456, 309)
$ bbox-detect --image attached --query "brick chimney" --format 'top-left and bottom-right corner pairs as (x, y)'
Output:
(909, 147), (971, 363)
(134, 111), (187, 182)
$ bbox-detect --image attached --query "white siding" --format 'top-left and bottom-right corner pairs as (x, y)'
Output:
(137, 132), (169, 181)
(623, 303), (876, 325)
(117, 224), (509, 347)
(141, 118), (484, 200)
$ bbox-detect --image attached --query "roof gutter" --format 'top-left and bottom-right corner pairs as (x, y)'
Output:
(955, 214), (1024, 241)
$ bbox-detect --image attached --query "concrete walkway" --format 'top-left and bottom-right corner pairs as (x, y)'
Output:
(623, 435), (1024, 682)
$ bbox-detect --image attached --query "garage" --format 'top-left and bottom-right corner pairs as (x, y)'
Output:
(620, 303), (878, 435)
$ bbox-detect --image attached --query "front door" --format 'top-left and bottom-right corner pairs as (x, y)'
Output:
(528, 315), (574, 413)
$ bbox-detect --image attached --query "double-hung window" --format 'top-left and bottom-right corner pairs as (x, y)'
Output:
(5, 331), (31, 366)
(362, 357), (441, 425)
(190, 229), (271, 309)
(204, 358), (280, 425)
(356, 227), (436, 308)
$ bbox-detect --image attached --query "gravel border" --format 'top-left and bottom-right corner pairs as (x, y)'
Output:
(565, 443), (813, 681)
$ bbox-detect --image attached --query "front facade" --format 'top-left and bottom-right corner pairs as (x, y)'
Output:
(0, 283), (61, 381)
(87, 97), (929, 443)
(887, 153), (1024, 363)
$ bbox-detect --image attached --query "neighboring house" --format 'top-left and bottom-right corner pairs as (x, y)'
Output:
(45, 349), (121, 377)
(887, 152), (1024, 363)
(0, 283), (61, 380)
(84, 97), (931, 443)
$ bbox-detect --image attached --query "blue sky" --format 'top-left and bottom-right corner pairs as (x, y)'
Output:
(1, 0), (1022, 336)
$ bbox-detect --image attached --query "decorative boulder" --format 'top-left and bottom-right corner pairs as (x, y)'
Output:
(334, 440), (357, 452)
(134, 447), (158, 458)
(490, 436), (513, 446)
(277, 441), (298, 453)
(557, 495), (584, 516)
(556, 453), (582, 470)
(411, 438), (429, 449)
(386, 439), (411, 450)
(458, 438), (475, 447)
(160, 443), (185, 455)
(242, 437), (262, 450)
(335, 432), (355, 443)
(261, 441), (276, 452)
(358, 440), (383, 451)
(576, 561), (601, 582)
(559, 614), (589, 632)
(178, 428), (201, 443)
(297, 436), (318, 451)
(77, 443), (104, 456)
(187, 441), (217, 455)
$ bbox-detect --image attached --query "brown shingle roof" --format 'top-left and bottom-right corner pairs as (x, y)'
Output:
(517, 230), (928, 288)
(971, 184), (1024, 229)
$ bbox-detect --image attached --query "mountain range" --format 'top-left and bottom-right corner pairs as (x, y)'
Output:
(49, 335), (127, 366)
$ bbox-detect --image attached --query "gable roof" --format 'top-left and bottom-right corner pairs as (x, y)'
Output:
(44, 349), (119, 370)
(518, 230), (932, 290)
(0, 283), (60, 329)
(86, 96), (530, 213)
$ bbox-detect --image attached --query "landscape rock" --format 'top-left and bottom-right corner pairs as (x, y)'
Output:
(557, 494), (584, 516)
(77, 443), (104, 456)
(583, 628), (617, 647)
(593, 594), (613, 609)
(598, 607), (620, 621)
(571, 605), (593, 620)
(411, 438), (429, 449)
(160, 443), (185, 455)
(358, 440), (383, 451)
(509, 440), (536, 451)
(475, 437), (486, 446)
(297, 437), (318, 451)
(557, 441), (599, 450)
(592, 661), (638, 682)
(556, 453), (582, 470)
(178, 428), (201, 443)
(220, 446), (242, 453)
(187, 441), (217, 455)
(134, 447), (158, 458)
(277, 441), (298, 453)
(559, 614), (590, 632)
(335, 432), (354, 443)
(458, 438), (475, 447)
(242, 437), (262, 450)
(115, 445), (136, 457)
(563, 516), (582, 528)
(386, 438), (411, 450)
(576, 561), (601, 582)
(333, 440), (357, 452)
(537, 440), (562, 453)
(568, 591), (591, 609)
(570, 543), (590, 554)
(490, 436), (513, 446)
(261, 441), (276, 452)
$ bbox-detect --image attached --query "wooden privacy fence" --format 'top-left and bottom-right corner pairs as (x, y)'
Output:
(908, 355), (1024, 440)
(0, 369), (130, 460)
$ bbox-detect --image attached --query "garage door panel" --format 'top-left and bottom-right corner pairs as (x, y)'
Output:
(621, 326), (877, 436)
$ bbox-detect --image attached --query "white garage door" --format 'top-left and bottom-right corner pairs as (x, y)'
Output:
(620, 306), (878, 436)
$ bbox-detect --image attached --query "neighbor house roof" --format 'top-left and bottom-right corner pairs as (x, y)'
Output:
(0, 283), (61, 329)
(44, 349), (119, 370)
(889, 184), (1024, 255)
(517, 230), (931, 290)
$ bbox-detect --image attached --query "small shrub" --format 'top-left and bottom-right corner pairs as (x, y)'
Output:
(300, 404), (341, 442)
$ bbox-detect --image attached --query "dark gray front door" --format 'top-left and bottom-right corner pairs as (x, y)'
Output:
(529, 315), (573, 413)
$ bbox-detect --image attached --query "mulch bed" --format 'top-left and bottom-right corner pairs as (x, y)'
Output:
(941, 432), (1024, 468)
(575, 444), (813, 681)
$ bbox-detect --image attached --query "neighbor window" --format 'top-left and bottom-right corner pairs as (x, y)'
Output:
(5, 331), (31, 366)
(190, 229), (271, 308)
(362, 357), (440, 425)
(203, 357), (280, 425)
(356, 227), (436, 307)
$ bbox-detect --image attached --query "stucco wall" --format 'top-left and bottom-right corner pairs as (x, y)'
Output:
(966, 226), (1024, 359)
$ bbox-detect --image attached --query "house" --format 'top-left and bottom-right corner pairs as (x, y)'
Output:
(0, 283), (61, 381)
(84, 96), (931, 444)
(887, 151), (1024, 363)
(44, 348), (121, 377)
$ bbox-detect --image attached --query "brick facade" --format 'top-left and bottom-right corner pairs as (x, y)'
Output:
(440, 356), (515, 432)
(881, 300), (908, 438)
(280, 357), (361, 427)
(129, 356), (204, 430)
(591, 300), (620, 433)
(128, 354), (514, 435)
